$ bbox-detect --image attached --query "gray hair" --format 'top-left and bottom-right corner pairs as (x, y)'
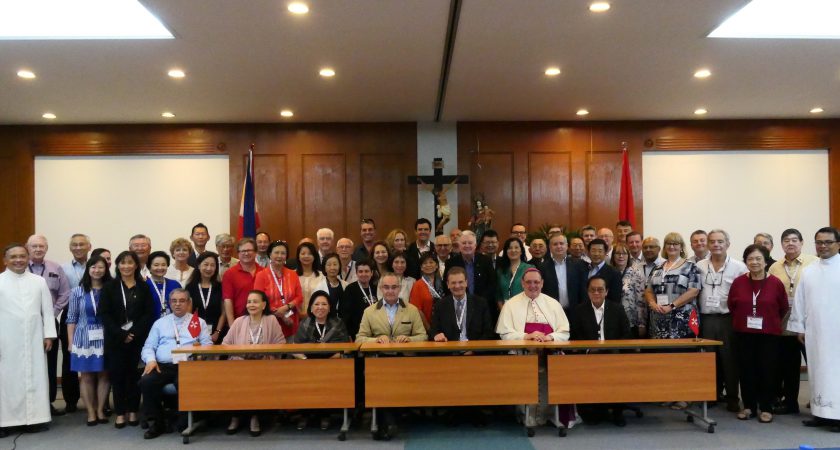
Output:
(708, 229), (731, 244)
(316, 228), (335, 239)
(754, 232), (773, 246)
(215, 233), (234, 247)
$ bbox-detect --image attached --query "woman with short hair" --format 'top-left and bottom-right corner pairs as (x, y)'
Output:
(166, 238), (194, 286)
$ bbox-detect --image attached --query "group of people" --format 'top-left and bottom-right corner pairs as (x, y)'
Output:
(2, 218), (839, 440)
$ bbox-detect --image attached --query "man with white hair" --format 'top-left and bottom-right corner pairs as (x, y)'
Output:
(316, 228), (335, 260)
(26, 234), (74, 415)
(128, 234), (152, 279)
(62, 233), (91, 289)
(336, 237), (357, 283)
(443, 230), (497, 320)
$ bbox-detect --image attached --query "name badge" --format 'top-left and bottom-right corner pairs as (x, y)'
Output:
(705, 295), (721, 309)
(121, 321), (134, 331)
(747, 316), (764, 330)
(656, 294), (670, 306)
(88, 327), (104, 341)
(172, 352), (189, 364)
(208, 324), (214, 334)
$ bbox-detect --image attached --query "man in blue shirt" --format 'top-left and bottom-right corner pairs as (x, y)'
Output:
(139, 288), (212, 439)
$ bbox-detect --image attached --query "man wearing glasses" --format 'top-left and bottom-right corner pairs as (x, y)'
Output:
(788, 227), (840, 432)
(695, 229), (747, 412)
(505, 223), (532, 260)
(222, 238), (265, 327)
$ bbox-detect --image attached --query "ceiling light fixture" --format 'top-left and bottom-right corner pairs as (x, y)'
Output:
(694, 108), (708, 115)
(694, 68), (712, 78)
(42, 112), (56, 119)
(161, 111), (175, 118)
(544, 67), (561, 76)
(576, 109), (589, 116)
(280, 110), (294, 118)
(288, 2), (309, 14)
(17, 69), (36, 79)
(589, 2), (611, 13)
(319, 68), (336, 77)
(167, 69), (185, 78)
(810, 107), (824, 114)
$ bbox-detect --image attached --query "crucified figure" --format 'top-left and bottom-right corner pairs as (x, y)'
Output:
(419, 177), (459, 234)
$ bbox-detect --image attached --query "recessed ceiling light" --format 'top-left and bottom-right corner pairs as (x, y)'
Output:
(576, 109), (589, 116)
(280, 110), (294, 118)
(0, 0), (174, 40)
(161, 111), (175, 118)
(17, 69), (36, 79)
(589, 2), (610, 13)
(288, 2), (309, 14)
(709, 0), (840, 39)
(544, 67), (561, 76)
(694, 108), (708, 115)
(694, 68), (712, 78)
(42, 112), (56, 119)
(167, 69), (185, 78)
(319, 68), (336, 77)
(810, 107), (824, 114)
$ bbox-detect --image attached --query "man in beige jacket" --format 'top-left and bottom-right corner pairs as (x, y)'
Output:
(356, 272), (427, 343)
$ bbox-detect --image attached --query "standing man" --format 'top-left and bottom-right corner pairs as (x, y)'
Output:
(222, 238), (265, 327)
(696, 229), (748, 412)
(754, 232), (777, 270)
(352, 219), (377, 263)
(214, 233), (239, 280)
(406, 218), (435, 279)
(255, 232), (271, 267)
(615, 221), (633, 243)
(128, 234), (152, 279)
(449, 228), (462, 255)
(597, 228), (615, 260)
(768, 228), (817, 415)
(687, 230), (710, 263)
(434, 235), (453, 278)
(316, 228), (335, 260)
(508, 223), (532, 260)
(62, 233), (91, 289)
(444, 231), (497, 321)
(336, 238), (357, 284)
(788, 227), (840, 432)
(586, 239), (622, 304)
(626, 232), (644, 267)
(568, 237), (589, 264)
(478, 229), (500, 268)
(27, 235), (74, 415)
(527, 238), (548, 266)
(579, 226), (597, 253)
(641, 237), (665, 280)
(540, 233), (587, 319)
(187, 223), (210, 267)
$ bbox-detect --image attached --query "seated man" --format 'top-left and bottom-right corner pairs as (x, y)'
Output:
(570, 276), (632, 426)
(139, 288), (212, 439)
(430, 267), (495, 342)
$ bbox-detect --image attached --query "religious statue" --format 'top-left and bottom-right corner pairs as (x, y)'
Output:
(468, 195), (494, 241)
(419, 177), (459, 234)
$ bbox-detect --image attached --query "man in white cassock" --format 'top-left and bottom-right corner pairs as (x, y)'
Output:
(0, 244), (57, 436)
(788, 227), (840, 432)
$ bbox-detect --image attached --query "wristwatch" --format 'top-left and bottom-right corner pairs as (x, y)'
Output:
(668, 303), (676, 308)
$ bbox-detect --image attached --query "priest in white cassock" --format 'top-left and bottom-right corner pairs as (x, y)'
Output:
(0, 243), (57, 435)
(788, 227), (840, 431)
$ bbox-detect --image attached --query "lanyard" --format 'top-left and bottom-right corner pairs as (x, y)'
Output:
(704, 257), (729, 292)
(88, 289), (100, 316)
(342, 261), (354, 281)
(248, 321), (262, 344)
(270, 268), (287, 305)
(29, 263), (46, 277)
(663, 258), (684, 274)
(454, 298), (467, 331)
(422, 276), (442, 299)
(360, 285), (375, 306)
(751, 277), (768, 316)
(315, 322), (326, 341)
(783, 259), (801, 295)
(595, 307), (605, 339)
(150, 279), (168, 315)
(198, 285), (212, 310)
(173, 315), (184, 346)
(120, 281), (129, 310)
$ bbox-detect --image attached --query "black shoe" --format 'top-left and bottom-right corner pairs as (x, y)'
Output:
(143, 426), (164, 440)
(249, 428), (261, 437)
(50, 405), (66, 416)
(612, 414), (627, 427)
(831, 425), (840, 433)
(114, 420), (126, 429)
(24, 424), (48, 433)
(226, 426), (239, 435)
(87, 419), (98, 427)
(803, 418), (830, 427)
(65, 404), (78, 413)
(104, 406), (113, 417)
(97, 417), (108, 424)
(774, 405), (799, 415)
(726, 399), (741, 412)
(128, 420), (139, 427)
(0, 428), (9, 438)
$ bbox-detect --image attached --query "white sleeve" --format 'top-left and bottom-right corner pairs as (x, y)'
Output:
(40, 277), (57, 339)
(787, 275), (806, 334)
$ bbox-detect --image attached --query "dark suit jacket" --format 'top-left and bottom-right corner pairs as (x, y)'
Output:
(570, 300), (632, 341)
(527, 256), (546, 267)
(339, 281), (378, 339)
(98, 278), (154, 353)
(406, 241), (435, 280)
(443, 253), (497, 319)
(539, 256), (587, 315)
(590, 263), (623, 304)
(430, 294), (496, 341)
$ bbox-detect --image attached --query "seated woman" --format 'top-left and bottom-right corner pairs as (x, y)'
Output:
(185, 252), (225, 344)
(146, 251), (183, 322)
(409, 251), (443, 328)
(314, 253), (349, 313)
(222, 290), (286, 436)
(377, 251), (415, 301)
(255, 240), (303, 338)
(385, 228), (408, 254)
(165, 238), (194, 287)
(292, 291), (351, 430)
(66, 256), (112, 426)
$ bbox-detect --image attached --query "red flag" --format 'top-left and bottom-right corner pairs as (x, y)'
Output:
(187, 313), (201, 339)
(237, 145), (261, 239)
(689, 308), (700, 337)
(618, 144), (636, 228)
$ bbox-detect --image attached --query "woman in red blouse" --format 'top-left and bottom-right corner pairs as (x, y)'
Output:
(727, 244), (789, 424)
(254, 240), (303, 339)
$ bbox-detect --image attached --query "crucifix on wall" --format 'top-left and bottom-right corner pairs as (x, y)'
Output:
(408, 158), (469, 235)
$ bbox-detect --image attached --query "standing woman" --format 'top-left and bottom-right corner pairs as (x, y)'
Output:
(295, 242), (324, 318)
(66, 256), (112, 426)
(728, 245), (789, 423)
(409, 252), (444, 328)
(496, 237), (533, 305)
(222, 290), (285, 436)
(145, 251), (182, 322)
(644, 232), (702, 339)
(314, 253), (348, 315)
(611, 242), (648, 337)
(371, 241), (391, 281)
(385, 229), (408, 254)
(165, 238), (194, 287)
(378, 251), (415, 301)
(255, 240), (303, 337)
(98, 251), (153, 428)
(185, 252), (225, 344)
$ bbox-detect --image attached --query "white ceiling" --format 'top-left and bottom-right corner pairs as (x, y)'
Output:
(1, 0), (838, 124)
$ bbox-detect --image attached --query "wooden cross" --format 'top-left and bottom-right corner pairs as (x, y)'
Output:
(408, 158), (469, 235)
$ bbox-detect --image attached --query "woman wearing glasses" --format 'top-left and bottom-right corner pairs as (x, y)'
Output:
(644, 232), (702, 339)
(255, 240), (303, 337)
(610, 242), (647, 338)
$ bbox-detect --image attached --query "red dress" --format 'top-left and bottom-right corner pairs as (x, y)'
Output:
(254, 266), (304, 338)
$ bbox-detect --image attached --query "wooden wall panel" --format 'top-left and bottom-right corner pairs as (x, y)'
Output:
(301, 154), (346, 239)
(360, 153), (403, 237)
(252, 154), (288, 240)
(469, 152), (514, 237)
(586, 151), (623, 229)
(528, 152), (571, 228)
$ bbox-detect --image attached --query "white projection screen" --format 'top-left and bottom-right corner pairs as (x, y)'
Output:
(35, 155), (230, 259)
(642, 150), (829, 261)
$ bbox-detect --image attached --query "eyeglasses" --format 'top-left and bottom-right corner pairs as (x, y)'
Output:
(238, 248), (255, 253)
(815, 240), (837, 246)
(665, 242), (681, 247)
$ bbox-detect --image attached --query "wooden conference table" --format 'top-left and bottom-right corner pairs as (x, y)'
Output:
(174, 338), (721, 442)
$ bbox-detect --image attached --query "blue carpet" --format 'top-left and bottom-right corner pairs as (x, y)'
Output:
(404, 422), (536, 450)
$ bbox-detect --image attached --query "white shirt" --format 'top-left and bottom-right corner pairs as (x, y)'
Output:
(592, 302), (606, 340)
(552, 256), (569, 308)
(695, 256), (747, 314)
